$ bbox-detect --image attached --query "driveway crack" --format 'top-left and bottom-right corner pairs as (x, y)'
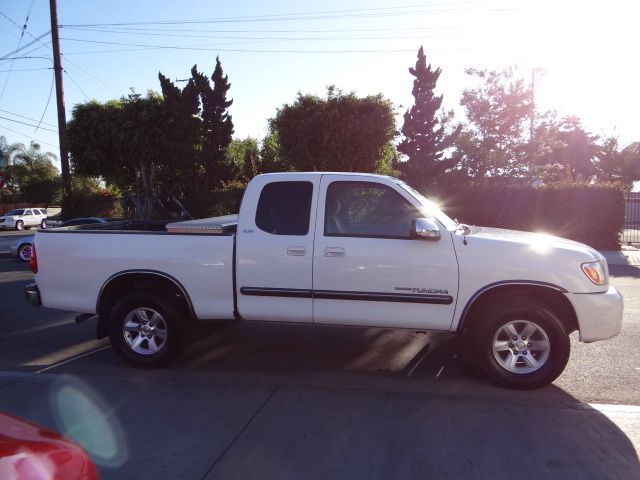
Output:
(200, 385), (279, 479)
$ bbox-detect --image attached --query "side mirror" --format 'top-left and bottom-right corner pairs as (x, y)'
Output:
(412, 218), (441, 241)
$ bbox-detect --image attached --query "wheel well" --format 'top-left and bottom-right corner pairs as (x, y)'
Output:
(459, 284), (578, 335)
(96, 272), (195, 339)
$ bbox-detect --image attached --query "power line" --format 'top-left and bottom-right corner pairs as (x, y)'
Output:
(0, 66), (52, 73)
(0, 108), (58, 129)
(0, 42), (52, 68)
(63, 68), (90, 100)
(60, 26), (464, 42)
(63, 58), (120, 92)
(35, 71), (56, 132)
(0, 10), (25, 30)
(0, 31), (51, 60)
(0, 123), (59, 148)
(62, 24), (463, 34)
(0, 1), (36, 102)
(59, 1), (518, 27)
(0, 116), (58, 133)
(60, 38), (422, 53)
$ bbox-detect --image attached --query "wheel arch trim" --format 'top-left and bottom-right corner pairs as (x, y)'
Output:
(455, 280), (569, 333)
(96, 269), (197, 321)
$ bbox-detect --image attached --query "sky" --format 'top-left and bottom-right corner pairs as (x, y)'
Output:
(0, 0), (638, 170)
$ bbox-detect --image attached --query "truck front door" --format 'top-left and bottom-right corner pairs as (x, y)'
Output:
(312, 175), (458, 330)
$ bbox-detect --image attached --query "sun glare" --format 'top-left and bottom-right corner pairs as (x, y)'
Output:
(523, 0), (638, 137)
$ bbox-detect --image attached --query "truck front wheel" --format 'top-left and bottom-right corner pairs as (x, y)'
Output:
(472, 297), (570, 389)
(108, 293), (186, 368)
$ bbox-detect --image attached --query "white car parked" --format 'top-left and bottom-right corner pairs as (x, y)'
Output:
(25, 172), (623, 389)
(0, 208), (47, 230)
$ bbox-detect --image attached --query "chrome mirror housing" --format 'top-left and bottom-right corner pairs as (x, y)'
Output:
(412, 218), (441, 241)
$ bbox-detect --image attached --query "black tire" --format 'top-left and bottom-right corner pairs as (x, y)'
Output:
(108, 293), (188, 368)
(40, 219), (47, 229)
(15, 220), (24, 231)
(470, 296), (570, 389)
(17, 243), (33, 261)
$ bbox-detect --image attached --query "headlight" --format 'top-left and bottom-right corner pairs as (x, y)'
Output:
(582, 261), (607, 286)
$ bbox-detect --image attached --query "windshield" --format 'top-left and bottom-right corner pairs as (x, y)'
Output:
(395, 181), (458, 230)
(6, 209), (25, 216)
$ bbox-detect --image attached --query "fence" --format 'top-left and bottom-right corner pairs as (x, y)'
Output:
(622, 192), (640, 245)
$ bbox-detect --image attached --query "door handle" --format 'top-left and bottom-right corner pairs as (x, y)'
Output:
(287, 246), (307, 256)
(324, 247), (346, 258)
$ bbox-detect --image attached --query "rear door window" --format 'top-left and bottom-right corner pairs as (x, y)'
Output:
(255, 181), (313, 235)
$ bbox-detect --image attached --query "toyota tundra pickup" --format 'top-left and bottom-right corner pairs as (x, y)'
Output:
(24, 172), (623, 389)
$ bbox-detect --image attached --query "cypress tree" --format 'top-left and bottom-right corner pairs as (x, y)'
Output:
(398, 46), (456, 190)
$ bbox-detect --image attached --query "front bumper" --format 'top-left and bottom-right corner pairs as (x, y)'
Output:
(567, 286), (623, 342)
(25, 283), (42, 307)
(9, 245), (18, 257)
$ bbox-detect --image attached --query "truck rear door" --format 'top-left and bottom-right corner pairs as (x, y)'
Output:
(235, 174), (319, 323)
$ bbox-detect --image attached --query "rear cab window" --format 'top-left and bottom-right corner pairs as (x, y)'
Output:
(255, 181), (313, 236)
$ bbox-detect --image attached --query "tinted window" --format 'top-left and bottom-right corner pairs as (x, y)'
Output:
(325, 182), (419, 238)
(23, 210), (33, 216)
(7, 209), (25, 216)
(39, 209), (47, 215)
(255, 181), (313, 235)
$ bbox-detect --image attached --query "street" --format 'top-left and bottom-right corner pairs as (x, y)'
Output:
(0, 231), (638, 479)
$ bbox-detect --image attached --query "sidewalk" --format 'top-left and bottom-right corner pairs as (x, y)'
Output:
(600, 249), (640, 266)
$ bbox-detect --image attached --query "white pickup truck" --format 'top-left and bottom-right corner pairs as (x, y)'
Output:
(25, 172), (623, 389)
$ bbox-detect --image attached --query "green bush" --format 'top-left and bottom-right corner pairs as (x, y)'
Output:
(208, 181), (246, 217)
(435, 184), (624, 249)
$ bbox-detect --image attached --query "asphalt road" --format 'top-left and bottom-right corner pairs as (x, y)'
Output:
(0, 231), (638, 479)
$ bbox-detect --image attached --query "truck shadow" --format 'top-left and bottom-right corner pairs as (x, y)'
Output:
(175, 324), (640, 479)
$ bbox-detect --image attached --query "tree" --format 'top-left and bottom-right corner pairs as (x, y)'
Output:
(532, 115), (599, 182)
(3, 140), (61, 202)
(596, 138), (640, 187)
(226, 137), (260, 181)
(0, 135), (23, 168)
(259, 132), (294, 173)
(397, 47), (459, 190)
(67, 91), (167, 219)
(269, 86), (396, 173)
(68, 58), (235, 219)
(455, 67), (533, 183)
(158, 58), (235, 217)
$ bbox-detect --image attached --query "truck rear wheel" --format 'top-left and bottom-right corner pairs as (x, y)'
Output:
(108, 293), (187, 368)
(471, 297), (570, 389)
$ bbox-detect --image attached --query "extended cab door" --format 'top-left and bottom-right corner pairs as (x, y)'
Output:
(313, 175), (458, 330)
(235, 174), (319, 323)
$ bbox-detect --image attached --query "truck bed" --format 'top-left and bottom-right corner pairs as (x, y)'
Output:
(35, 218), (237, 320)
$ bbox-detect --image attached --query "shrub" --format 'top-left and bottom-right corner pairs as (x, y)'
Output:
(434, 184), (624, 249)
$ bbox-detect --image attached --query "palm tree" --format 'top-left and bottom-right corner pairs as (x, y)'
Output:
(0, 135), (26, 168)
(2, 139), (59, 198)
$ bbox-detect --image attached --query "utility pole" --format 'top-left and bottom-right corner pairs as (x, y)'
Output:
(49, 0), (73, 217)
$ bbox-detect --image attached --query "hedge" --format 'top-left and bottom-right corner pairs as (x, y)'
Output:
(434, 185), (625, 250)
(189, 180), (625, 250)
